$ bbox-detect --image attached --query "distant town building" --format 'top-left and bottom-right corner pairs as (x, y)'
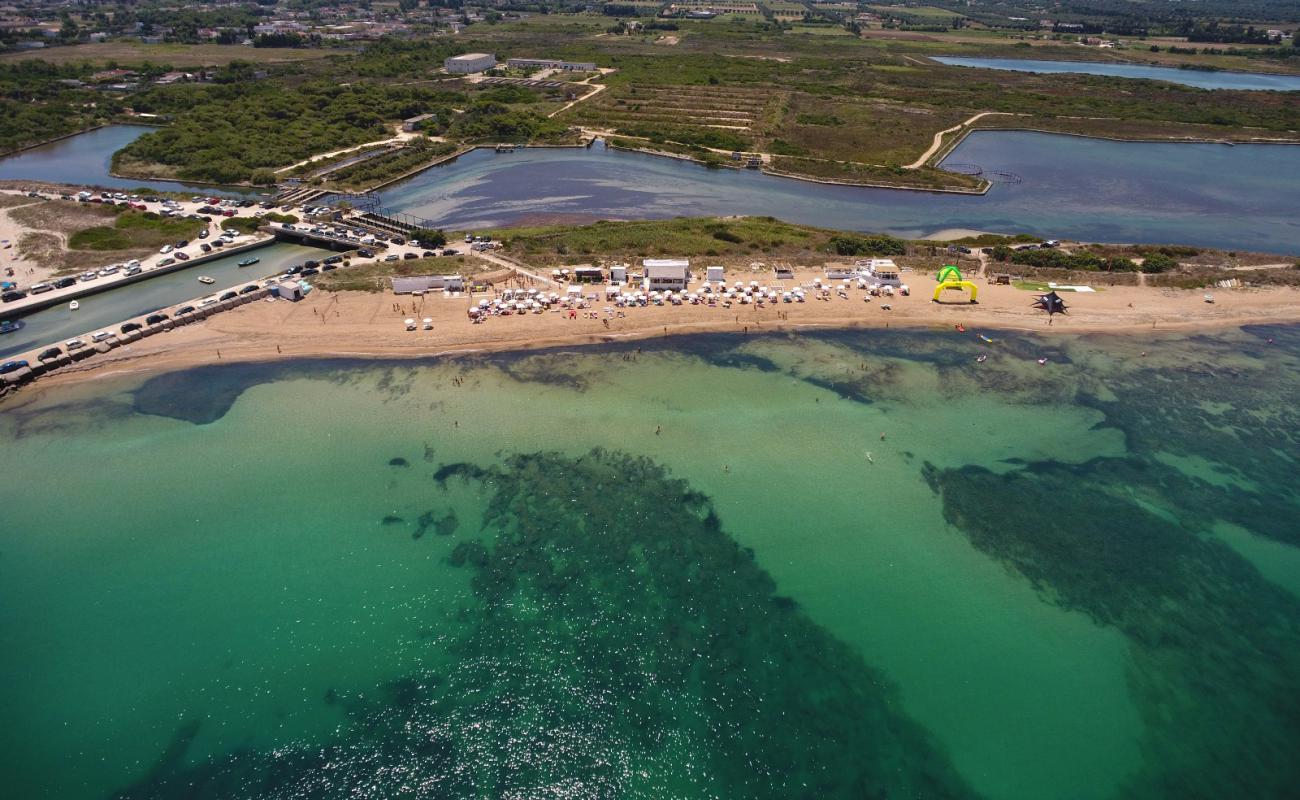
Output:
(444, 52), (496, 73)
(506, 58), (597, 72)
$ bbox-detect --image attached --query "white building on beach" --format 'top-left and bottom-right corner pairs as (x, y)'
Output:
(643, 259), (690, 291)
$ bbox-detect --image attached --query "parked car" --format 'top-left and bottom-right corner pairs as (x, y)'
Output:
(174, 252), (190, 261)
(54, 277), (76, 288)
(79, 271), (99, 281)
(218, 291), (237, 301)
(442, 248), (459, 256)
(157, 257), (176, 267)
(0, 359), (28, 374)
(65, 338), (85, 350)
(1, 290), (27, 303)
(145, 313), (169, 325)
(200, 243), (212, 253)
(176, 305), (196, 315)
(300, 267), (319, 276)
(403, 252), (418, 260)
(323, 255), (343, 265)
(160, 244), (173, 254)
(29, 282), (54, 294)
(322, 262), (338, 271)
(90, 331), (113, 343)
(124, 266), (142, 276)
(384, 254), (400, 262)
(38, 347), (62, 361)
(211, 239), (225, 248)
(198, 229), (209, 239)
(120, 322), (142, 334)
(239, 284), (260, 294)
(357, 248), (374, 258)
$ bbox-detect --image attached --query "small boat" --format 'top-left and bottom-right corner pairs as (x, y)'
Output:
(68, 300), (79, 311)
(198, 276), (216, 285)
(0, 319), (24, 334)
(978, 334), (994, 344)
(238, 258), (260, 267)
(976, 355), (987, 364)
(955, 324), (966, 333)
(1037, 357), (1048, 366)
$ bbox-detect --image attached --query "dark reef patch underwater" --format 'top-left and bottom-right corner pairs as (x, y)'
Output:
(112, 450), (977, 800)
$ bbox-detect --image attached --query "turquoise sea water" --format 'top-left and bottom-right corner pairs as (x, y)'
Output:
(1, 327), (1299, 799)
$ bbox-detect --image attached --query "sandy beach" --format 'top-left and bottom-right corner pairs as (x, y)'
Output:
(19, 266), (1300, 394)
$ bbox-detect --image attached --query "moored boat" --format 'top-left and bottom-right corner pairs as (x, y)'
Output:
(198, 276), (216, 285)
(238, 258), (260, 267)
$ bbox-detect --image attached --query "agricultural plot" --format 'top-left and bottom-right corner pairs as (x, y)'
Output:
(766, 92), (971, 165)
(565, 83), (776, 149)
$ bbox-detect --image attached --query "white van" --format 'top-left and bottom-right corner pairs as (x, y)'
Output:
(90, 331), (112, 343)
(65, 338), (85, 350)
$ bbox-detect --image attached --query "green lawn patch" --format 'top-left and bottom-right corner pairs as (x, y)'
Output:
(68, 211), (200, 252)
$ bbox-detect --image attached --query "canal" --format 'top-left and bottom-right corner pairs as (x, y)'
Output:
(0, 242), (327, 359)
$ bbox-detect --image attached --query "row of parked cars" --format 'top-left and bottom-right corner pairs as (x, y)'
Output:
(1, 280), (275, 377)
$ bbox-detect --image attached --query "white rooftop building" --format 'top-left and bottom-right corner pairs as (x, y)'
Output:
(642, 259), (690, 291)
(444, 52), (496, 74)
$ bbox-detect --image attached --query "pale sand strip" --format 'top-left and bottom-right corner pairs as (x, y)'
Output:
(17, 271), (1300, 395)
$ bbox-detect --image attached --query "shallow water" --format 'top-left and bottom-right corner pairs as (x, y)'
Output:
(933, 57), (1300, 92)
(1, 327), (1298, 799)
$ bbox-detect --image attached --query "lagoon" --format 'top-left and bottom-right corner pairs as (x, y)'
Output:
(1, 327), (1298, 800)
(4, 126), (1298, 254)
(0, 125), (261, 196)
(932, 56), (1300, 91)
(379, 135), (1300, 253)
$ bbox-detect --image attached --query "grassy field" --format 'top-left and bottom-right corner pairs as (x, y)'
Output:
(0, 42), (343, 67)
(8, 201), (201, 273)
(68, 210), (202, 251)
(312, 255), (481, 293)
(868, 5), (968, 20)
(494, 216), (905, 263)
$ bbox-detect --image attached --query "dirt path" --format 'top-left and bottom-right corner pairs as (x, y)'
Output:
(905, 111), (1021, 169)
(549, 82), (608, 119)
(274, 126), (423, 175)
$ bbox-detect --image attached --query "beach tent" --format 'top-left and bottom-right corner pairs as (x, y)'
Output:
(1032, 291), (1069, 316)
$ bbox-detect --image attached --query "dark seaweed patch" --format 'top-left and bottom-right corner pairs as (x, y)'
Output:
(926, 456), (1300, 799)
(433, 462), (487, 487)
(434, 510), (459, 537)
(388, 457), (409, 468)
(380, 515), (404, 526)
(112, 450), (976, 800)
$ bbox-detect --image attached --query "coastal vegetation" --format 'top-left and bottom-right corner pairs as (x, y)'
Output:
(310, 140), (461, 190)
(311, 255), (478, 293)
(494, 216), (871, 260)
(5, 18), (1300, 189)
(114, 81), (463, 184)
(68, 210), (197, 251)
